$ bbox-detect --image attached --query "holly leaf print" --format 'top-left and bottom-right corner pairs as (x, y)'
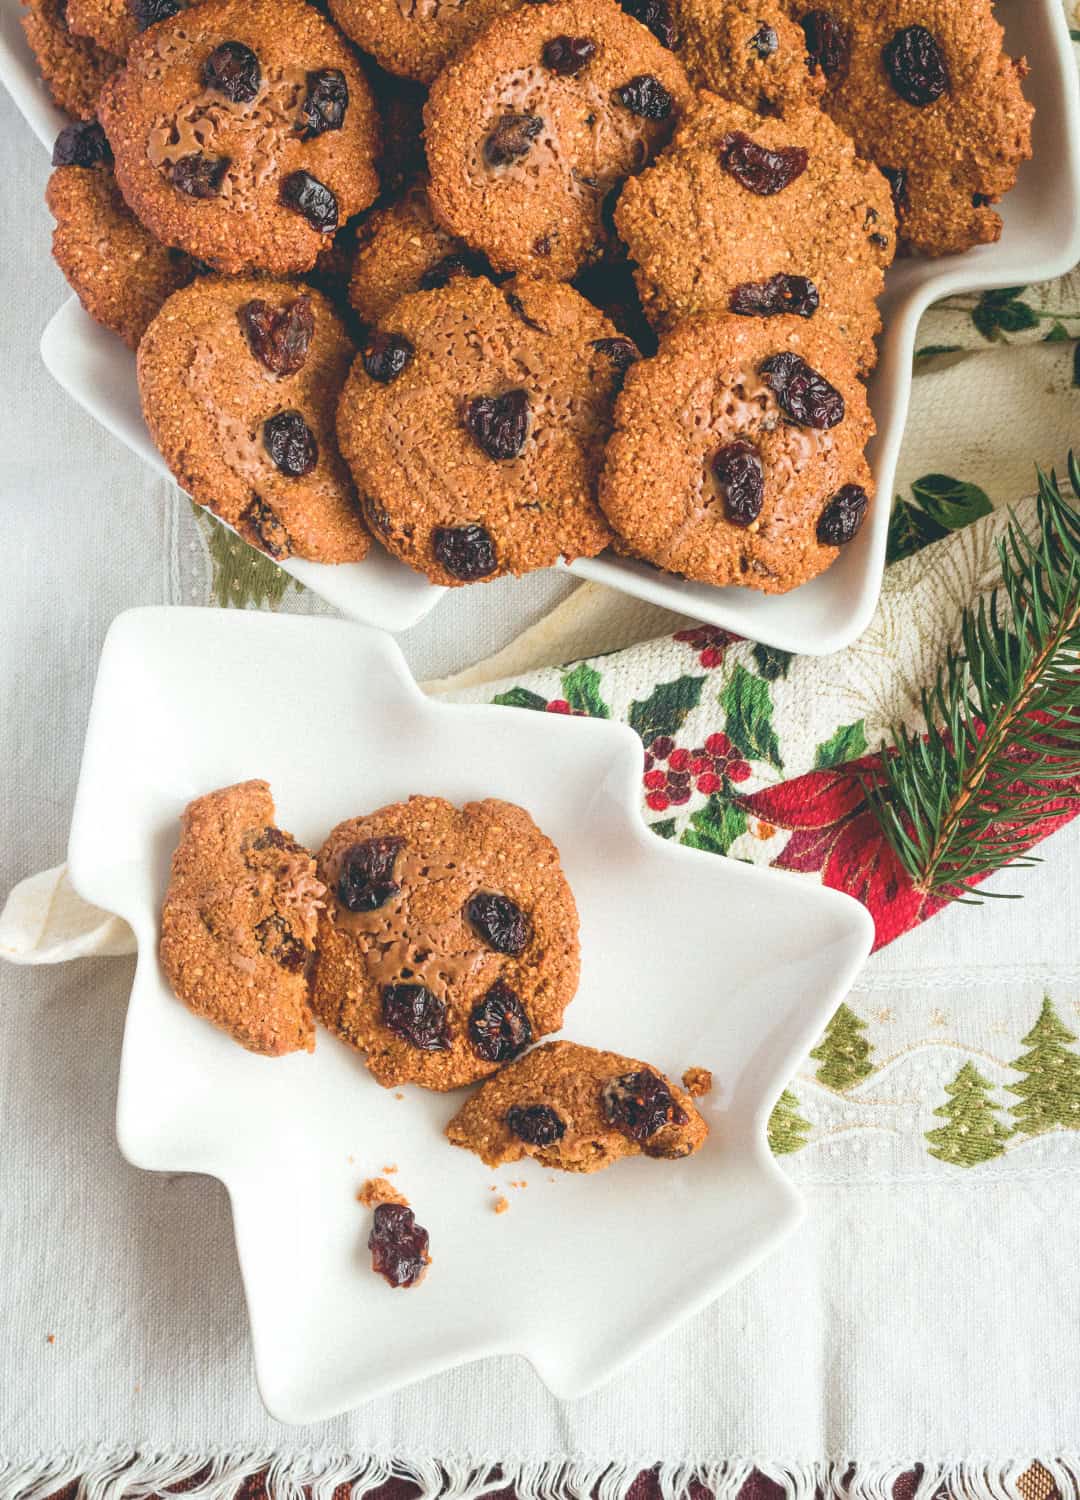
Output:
(492, 686), (549, 711)
(886, 496), (949, 563)
(560, 663), (610, 718)
(814, 719), (868, 769)
(650, 818), (677, 840)
(971, 287), (1038, 342)
(681, 795), (747, 855)
(751, 643), (794, 681)
(720, 665), (783, 770)
(199, 507), (303, 610)
(628, 675), (705, 743)
(914, 344), (963, 362)
(1073, 344), (1080, 388)
(910, 474), (993, 532)
(1044, 321), (1071, 343)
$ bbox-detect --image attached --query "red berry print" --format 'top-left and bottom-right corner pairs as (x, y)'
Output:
(642, 735), (694, 812)
(688, 732), (751, 792)
(546, 699), (571, 714)
(673, 625), (738, 668)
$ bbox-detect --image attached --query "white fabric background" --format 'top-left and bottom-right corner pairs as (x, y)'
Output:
(4, 77), (1080, 1480)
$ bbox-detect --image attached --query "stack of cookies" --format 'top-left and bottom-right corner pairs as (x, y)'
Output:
(30, 0), (1033, 595)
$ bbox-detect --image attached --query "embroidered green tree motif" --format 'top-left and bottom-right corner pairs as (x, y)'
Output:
(197, 507), (304, 610)
(767, 1090), (811, 1154)
(1006, 996), (1080, 1135)
(926, 1063), (1011, 1166)
(810, 1003), (874, 1090)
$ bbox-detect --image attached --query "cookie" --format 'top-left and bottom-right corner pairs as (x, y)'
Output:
(47, 124), (197, 348)
(336, 276), (624, 585)
(310, 796), (580, 1091)
(791, 0), (1032, 255)
(671, 0), (823, 115)
(21, 0), (119, 120)
(616, 92), (894, 371)
(349, 178), (489, 328)
(329, 0), (520, 86)
(138, 276), (370, 563)
(424, 0), (693, 281)
(64, 0), (147, 58)
(446, 1040), (709, 1171)
(159, 780), (324, 1056)
(598, 312), (874, 592)
(98, 0), (381, 275)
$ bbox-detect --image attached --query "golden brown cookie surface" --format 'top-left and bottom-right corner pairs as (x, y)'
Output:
(424, 0), (692, 281)
(599, 312), (874, 592)
(311, 796), (581, 1091)
(336, 276), (625, 585)
(159, 780), (324, 1056)
(616, 92), (894, 371)
(21, 0), (119, 120)
(446, 1040), (709, 1171)
(672, 0), (823, 114)
(138, 277), (370, 563)
(329, 0), (521, 85)
(791, 0), (1033, 255)
(47, 151), (197, 349)
(98, 0), (381, 274)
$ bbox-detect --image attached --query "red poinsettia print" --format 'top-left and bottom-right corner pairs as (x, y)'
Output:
(738, 755), (948, 950)
(673, 626), (738, 669)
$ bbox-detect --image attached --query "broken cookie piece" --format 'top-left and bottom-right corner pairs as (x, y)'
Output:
(159, 779), (324, 1055)
(446, 1040), (708, 1173)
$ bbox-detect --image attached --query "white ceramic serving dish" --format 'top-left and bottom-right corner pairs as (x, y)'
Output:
(6, 0), (1080, 648)
(67, 607), (873, 1421)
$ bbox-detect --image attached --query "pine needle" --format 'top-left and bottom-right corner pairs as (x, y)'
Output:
(867, 454), (1080, 902)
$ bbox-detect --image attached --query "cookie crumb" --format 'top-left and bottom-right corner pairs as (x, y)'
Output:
(493, 1195), (510, 1214)
(46, 1334), (55, 1345)
(357, 1176), (407, 1208)
(382, 1163), (399, 1174)
(395, 1091), (405, 1100)
(682, 1066), (713, 1097)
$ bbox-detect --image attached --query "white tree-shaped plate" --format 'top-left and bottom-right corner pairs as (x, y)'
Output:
(67, 607), (873, 1422)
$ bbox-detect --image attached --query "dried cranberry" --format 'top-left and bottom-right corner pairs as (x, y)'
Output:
(541, 35), (596, 75)
(362, 331), (414, 383)
(131, 0), (182, 28)
(247, 825), (304, 856)
(615, 74), (674, 119)
(433, 524), (498, 581)
(801, 10), (848, 77)
(720, 131), (808, 194)
(240, 296), (314, 375)
(300, 69), (348, 138)
(590, 337), (639, 373)
(255, 913), (306, 972)
(760, 352), (844, 429)
(880, 165), (908, 215)
(729, 273), (819, 318)
(817, 483), (868, 545)
(419, 250), (489, 290)
(507, 1104), (566, 1146)
(749, 22), (778, 57)
(241, 495), (290, 557)
(469, 979), (532, 1063)
(505, 289), (547, 332)
(263, 410), (318, 476)
(533, 234), (553, 257)
(619, 0), (675, 45)
(169, 154), (229, 198)
(465, 891), (531, 955)
(338, 836), (404, 912)
(202, 41), (260, 103)
(52, 120), (112, 168)
(463, 389), (529, 460)
(712, 439), (764, 526)
(484, 113), (544, 167)
(280, 170), (338, 234)
(369, 1202), (429, 1288)
(602, 1069), (687, 1141)
(882, 25), (949, 106)
(382, 983), (450, 1050)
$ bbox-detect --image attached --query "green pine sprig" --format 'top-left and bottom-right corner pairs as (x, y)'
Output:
(867, 454), (1080, 902)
